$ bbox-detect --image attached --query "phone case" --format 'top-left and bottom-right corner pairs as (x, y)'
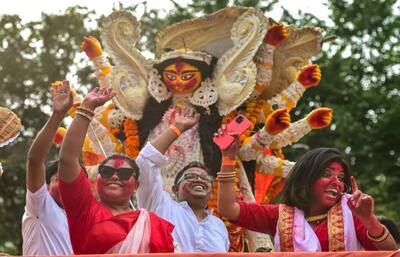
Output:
(213, 114), (252, 150)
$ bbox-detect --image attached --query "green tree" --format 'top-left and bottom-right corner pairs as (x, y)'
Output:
(0, 6), (98, 254)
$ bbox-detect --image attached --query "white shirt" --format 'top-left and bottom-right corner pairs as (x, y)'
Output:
(22, 184), (73, 256)
(136, 143), (229, 252)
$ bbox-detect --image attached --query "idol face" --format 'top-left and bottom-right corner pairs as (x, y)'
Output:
(162, 60), (202, 94)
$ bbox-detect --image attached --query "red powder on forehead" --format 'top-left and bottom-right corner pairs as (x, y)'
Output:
(113, 157), (126, 168)
(329, 161), (343, 172)
(175, 58), (184, 72)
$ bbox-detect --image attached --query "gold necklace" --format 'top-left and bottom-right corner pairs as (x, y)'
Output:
(306, 213), (328, 223)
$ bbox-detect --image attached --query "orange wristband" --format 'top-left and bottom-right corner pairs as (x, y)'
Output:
(170, 125), (182, 137)
(222, 156), (236, 166)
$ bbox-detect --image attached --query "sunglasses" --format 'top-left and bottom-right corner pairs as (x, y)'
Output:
(176, 173), (213, 185)
(98, 166), (136, 181)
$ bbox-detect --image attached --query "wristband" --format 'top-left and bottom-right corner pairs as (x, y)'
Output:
(170, 125), (182, 137)
(222, 156), (236, 166)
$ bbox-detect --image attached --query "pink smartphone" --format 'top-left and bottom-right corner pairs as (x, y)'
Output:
(213, 114), (252, 150)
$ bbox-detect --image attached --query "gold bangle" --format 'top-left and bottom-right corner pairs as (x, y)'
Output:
(217, 172), (236, 176)
(367, 226), (389, 243)
(216, 172), (236, 182)
(217, 178), (236, 183)
(216, 176), (236, 182)
(170, 125), (182, 137)
(77, 106), (95, 116)
(76, 110), (93, 122)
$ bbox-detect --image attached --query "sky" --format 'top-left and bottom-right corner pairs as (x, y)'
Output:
(1, 0), (331, 23)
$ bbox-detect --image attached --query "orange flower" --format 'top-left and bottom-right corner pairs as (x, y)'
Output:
(100, 66), (112, 77)
(82, 151), (104, 166)
(67, 106), (77, 117)
(124, 119), (140, 159)
(81, 36), (103, 60)
(53, 127), (66, 145)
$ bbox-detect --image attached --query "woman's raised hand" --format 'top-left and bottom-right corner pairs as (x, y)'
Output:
(81, 87), (116, 110)
(347, 176), (374, 222)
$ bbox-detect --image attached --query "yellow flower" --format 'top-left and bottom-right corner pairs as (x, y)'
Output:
(50, 81), (63, 88)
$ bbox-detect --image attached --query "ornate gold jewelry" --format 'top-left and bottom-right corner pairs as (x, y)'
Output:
(76, 110), (93, 122)
(306, 213), (328, 223)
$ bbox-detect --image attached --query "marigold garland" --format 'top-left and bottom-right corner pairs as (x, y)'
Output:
(82, 137), (104, 166)
(242, 99), (267, 138)
(123, 118), (140, 159)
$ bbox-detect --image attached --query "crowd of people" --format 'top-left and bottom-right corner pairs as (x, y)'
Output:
(20, 81), (399, 255)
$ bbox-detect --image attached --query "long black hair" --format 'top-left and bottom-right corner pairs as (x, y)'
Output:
(281, 147), (351, 212)
(138, 55), (222, 175)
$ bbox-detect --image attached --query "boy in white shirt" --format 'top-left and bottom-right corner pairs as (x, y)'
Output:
(136, 112), (229, 252)
(22, 80), (73, 255)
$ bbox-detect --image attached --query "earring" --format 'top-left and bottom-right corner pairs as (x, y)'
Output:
(148, 69), (172, 103)
(189, 78), (218, 108)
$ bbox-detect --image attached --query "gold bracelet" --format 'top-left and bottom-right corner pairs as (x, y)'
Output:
(216, 176), (236, 182)
(217, 178), (236, 183)
(367, 226), (389, 243)
(217, 172), (236, 177)
(216, 172), (236, 182)
(77, 106), (95, 116)
(76, 110), (93, 122)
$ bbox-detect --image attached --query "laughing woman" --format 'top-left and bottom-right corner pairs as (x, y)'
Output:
(58, 86), (175, 254)
(216, 132), (397, 252)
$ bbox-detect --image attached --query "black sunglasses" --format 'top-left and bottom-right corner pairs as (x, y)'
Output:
(98, 166), (136, 181)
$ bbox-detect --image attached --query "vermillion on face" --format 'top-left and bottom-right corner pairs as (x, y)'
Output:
(311, 161), (346, 214)
(162, 60), (202, 94)
(177, 167), (212, 202)
(97, 158), (137, 205)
